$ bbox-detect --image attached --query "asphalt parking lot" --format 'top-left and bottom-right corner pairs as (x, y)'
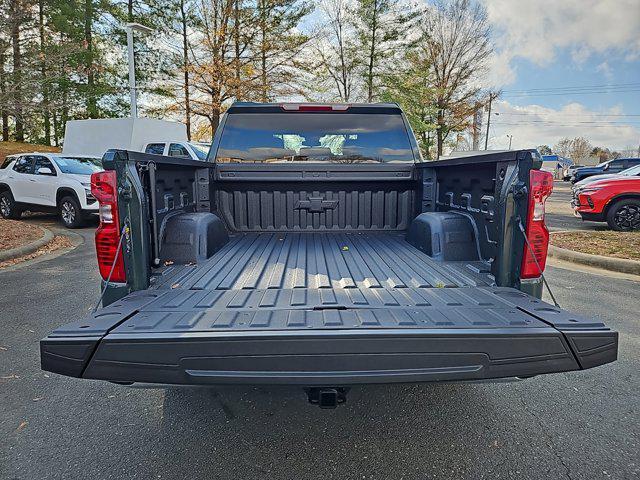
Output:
(1, 202), (638, 480)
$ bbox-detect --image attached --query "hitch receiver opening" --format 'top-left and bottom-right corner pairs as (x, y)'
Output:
(305, 387), (349, 409)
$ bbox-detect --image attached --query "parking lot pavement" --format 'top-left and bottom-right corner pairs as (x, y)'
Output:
(546, 180), (603, 232)
(1, 219), (638, 480)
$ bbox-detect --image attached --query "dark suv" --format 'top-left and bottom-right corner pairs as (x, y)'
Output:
(572, 158), (640, 183)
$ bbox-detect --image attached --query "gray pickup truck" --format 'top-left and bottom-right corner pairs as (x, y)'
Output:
(41, 103), (617, 408)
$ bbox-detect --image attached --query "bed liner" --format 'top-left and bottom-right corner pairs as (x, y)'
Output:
(150, 232), (496, 292)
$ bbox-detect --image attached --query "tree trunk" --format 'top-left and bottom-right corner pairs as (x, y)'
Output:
(210, 106), (221, 137)
(233, 0), (241, 98)
(436, 110), (444, 159)
(10, 0), (24, 141)
(52, 111), (59, 146)
(85, 0), (97, 117)
(0, 50), (8, 141)
(260, 28), (267, 101)
(366, 1), (378, 103)
(39, 0), (51, 145)
(62, 85), (69, 139)
(180, 0), (191, 140)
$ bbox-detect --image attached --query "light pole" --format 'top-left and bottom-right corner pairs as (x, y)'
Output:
(506, 134), (513, 150)
(125, 22), (153, 118)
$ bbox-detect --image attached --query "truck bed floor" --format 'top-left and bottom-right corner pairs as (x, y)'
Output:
(152, 232), (494, 292)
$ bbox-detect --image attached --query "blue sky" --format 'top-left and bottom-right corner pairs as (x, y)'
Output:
(502, 53), (640, 112)
(482, 0), (640, 151)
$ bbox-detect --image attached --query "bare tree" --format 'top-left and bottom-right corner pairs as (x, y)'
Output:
(189, 0), (254, 134)
(420, 0), (492, 158)
(569, 137), (593, 163)
(311, 0), (359, 102)
(554, 137), (593, 162)
(553, 137), (572, 157)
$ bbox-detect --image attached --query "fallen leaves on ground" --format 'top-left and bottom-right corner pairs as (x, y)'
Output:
(0, 218), (43, 251)
(551, 231), (640, 261)
(0, 141), (60, 164)
(0, 235), (73, 269)
(16, 421), (28, 432)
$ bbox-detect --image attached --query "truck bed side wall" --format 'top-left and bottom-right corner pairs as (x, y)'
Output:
(102, 150), (214, 296)
(418, 152), (534, 288)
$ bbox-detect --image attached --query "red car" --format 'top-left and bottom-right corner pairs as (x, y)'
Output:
(573, 177), (640, 230)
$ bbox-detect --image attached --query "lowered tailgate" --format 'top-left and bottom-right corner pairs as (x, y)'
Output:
(41, 286), (617, 385)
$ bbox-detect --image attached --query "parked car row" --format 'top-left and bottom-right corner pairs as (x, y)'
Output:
(569, 157), (640, 183)
(571, 161), (640, 231)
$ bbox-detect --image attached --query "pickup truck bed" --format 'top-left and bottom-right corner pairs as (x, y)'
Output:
(40, 105), (618, 402)
(41, 231), (617, 387)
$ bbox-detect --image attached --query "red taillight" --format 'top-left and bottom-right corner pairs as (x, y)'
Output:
(91, 171), (126, 283)
(521, 169), (553, 279)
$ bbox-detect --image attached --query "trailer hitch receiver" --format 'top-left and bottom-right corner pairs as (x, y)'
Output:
(305, 387), (349, 409)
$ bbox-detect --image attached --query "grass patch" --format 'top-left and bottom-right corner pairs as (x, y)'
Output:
(0, 141), (60, 164)
(551, 231), (640, 261)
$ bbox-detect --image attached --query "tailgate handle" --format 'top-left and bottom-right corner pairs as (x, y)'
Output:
(313, 305), (347, 311)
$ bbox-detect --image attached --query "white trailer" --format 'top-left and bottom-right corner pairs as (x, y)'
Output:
(62, 118), (188, 158)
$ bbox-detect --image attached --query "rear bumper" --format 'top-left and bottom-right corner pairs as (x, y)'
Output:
(41, 327), (618, 386)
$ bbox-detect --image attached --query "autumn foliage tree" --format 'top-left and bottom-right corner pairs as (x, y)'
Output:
(420, 0), (492, 158)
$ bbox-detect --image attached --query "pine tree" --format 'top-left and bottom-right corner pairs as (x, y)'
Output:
(252, 0), (310, 102)
(381, 49), (437, 159)
(351, 0), (417, 102)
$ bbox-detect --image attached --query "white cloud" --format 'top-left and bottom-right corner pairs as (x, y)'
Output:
(596, 62), (613, 81)
(487, 100), (640, 151)
(482, 0), (640, 87)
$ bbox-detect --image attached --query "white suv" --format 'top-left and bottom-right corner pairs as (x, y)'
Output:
(0, 153), (102, 228)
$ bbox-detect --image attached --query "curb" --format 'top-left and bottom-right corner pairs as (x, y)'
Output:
(0, 226), (55, 262)
(548, 244), (640, 276)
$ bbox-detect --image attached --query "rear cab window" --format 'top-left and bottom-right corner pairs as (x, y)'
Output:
(626, 158), (640, 168)
(168, 143), (191, 158)
(213, 105), (416, 164)
(145, 143), (166, 155)
(608, 159), (625, 171)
